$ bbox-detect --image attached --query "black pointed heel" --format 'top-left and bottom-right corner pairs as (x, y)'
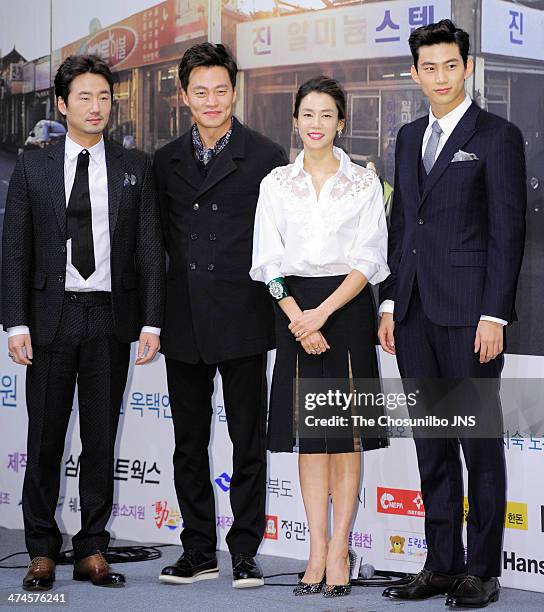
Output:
(323, 548), (357, 598)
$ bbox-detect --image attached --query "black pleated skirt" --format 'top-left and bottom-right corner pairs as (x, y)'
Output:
(267, 275), (389, 454)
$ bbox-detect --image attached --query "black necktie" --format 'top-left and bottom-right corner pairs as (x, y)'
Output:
(66, 149), (95, 280)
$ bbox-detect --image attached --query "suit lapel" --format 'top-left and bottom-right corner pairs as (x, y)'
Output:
(404, 118), (427, 208)
(420, 102), (480, 207)
(195, 118), (246, 199)
(105, 139), (124, 238)
(46, 139), (67, 239)
(171, 131), (202, 192)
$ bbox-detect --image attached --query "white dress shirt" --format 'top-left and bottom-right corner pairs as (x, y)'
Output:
(8, 134), (160, 337)
(250, 146), (390, 286)
(379, 96), (507, 326)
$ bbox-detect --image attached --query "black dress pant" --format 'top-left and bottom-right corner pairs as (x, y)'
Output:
(394, 286), (506, 578)
(165, 354), (267, 556)
(23, 292), (130, 561)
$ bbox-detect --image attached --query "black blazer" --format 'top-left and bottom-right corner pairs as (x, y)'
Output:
(154, 117), (288, 364)
(1, 137), (165, 345)
(380, 102), (526, 326)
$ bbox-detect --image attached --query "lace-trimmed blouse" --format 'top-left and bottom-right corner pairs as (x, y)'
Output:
(250, 146), (390, 285)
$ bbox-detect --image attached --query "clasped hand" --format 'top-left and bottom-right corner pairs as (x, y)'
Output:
(288, 307), (329, 340)
(289, 307), (331, 355)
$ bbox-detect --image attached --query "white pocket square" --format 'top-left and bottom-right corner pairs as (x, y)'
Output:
(123, 173), (137, 187)
(451, 150), (479, 162)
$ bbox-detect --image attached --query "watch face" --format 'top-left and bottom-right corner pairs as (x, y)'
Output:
(269, 280), (284, 300)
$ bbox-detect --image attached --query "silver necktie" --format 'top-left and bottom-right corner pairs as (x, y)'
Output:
(423, 120), (443, 174)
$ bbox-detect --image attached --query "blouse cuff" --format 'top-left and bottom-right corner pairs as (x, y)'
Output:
(352, 261), (379, 284)
(263, 265), (284, 286)
(351, 259), (390, 285)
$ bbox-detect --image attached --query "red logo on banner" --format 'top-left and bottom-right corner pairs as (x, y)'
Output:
(265, 515), (278, 540)
(377, 487), (425, 517)
(86, 26), (137, 68)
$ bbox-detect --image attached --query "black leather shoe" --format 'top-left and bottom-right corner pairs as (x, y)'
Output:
(23, 557), (55, 591)
(159, 549), (219, 584)
(445, 576), (500, 608)
(231, 554), (264, 588)
(383, 569), (461, 600)
(73, 551), (125, 587)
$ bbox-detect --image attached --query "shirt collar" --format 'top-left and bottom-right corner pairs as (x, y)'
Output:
(428, 95), (472, 139)
(65, 133), (105, 162)
(290, 146), (353, 181)
(191, 117), (234, 165)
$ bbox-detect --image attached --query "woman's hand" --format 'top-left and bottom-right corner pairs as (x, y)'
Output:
(289, 306), (330, 340)
(300, 331), (330, 355)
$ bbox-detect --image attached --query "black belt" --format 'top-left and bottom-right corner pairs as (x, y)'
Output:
(64, 291), (111, 305)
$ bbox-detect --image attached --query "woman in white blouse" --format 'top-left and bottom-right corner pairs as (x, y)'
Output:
(250, 76), (390, 598)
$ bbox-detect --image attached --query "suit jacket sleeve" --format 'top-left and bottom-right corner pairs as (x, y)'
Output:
(1, 153), (32, 329)
(379, 126), (405, 304)
(136, 154), (166, 328)
(152, 150), (171, 257)
(482, 123), (526, 321)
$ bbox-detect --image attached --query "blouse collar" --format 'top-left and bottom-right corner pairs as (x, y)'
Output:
(290, 146), (354, 181)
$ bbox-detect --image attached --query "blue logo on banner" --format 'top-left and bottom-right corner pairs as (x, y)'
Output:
(215, 472), (231, 492)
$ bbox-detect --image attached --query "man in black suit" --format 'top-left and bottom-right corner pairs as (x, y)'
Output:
(378, 21), (526, 608)
(154, 43), (287, 588)
(1, 55), (165, 590)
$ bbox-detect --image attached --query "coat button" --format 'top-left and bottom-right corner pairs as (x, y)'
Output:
(190, 233), (198, 240)
(189, 263), (197, 271)
(209, 233), (216, 241)
(412, 249), (417, 254)
(193, 202), (200, 211)
(418, 219), (424, 225)
(57, 275), (64, 283)
(207, 263), (215, 271)
(211, 203), (218, 212)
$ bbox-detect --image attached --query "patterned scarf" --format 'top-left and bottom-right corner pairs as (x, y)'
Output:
(191, 118), (234, 165)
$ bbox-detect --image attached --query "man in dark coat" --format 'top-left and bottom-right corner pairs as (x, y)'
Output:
(154, 43), (287, 588)
(1, 55), (165, 590)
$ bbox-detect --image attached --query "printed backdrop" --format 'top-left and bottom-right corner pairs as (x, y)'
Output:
(1, 340), (543, 593)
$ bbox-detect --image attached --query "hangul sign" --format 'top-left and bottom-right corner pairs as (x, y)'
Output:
(237, 0), (451, 69)
(481, 0), (544, 61)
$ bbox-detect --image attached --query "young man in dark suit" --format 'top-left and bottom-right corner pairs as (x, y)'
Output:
(378, 20), (526, 608)
(1, 55), (165, 590)
(154, 43), (287, 588)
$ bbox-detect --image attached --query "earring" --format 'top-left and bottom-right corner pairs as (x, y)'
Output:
(337, 128), (343, 138)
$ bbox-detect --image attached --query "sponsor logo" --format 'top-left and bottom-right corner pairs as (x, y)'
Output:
(214, 472), (231, 492)
(504, 551), (544, 575)
(463, 498), (528, 530)
(265, 515), (278, 540)
(377, 487), (425, 517)
(153, 500), (181, 530)
(385, 530), (427, 563)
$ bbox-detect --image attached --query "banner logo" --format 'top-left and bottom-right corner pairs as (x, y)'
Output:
(377, 487), (425, 517)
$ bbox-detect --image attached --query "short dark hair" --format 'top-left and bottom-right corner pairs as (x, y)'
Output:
(54, 55), (114, 104)
(409, 19), (470, 70)
(178, 43), (238, 91)
(293, 76), (347, 123)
